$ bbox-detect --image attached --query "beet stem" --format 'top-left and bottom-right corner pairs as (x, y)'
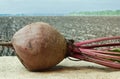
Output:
(74, 36), (120, 46)
(79, 48), (120, 60)
(85, 49), (120, 55)
(79, 43), (120, 49)
(73, 47), (120, 55)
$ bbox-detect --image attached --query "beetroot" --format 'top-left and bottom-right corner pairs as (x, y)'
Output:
(12, 22), (67, 71)
(1, 22), (120, 71)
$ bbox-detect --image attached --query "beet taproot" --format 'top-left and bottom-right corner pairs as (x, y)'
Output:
(12, 22), (67, 71)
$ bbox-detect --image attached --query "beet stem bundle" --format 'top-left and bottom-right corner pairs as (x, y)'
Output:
(68, 36), (120, 69)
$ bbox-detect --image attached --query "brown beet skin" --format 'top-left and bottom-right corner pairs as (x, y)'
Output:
(12, 22), (67, 71)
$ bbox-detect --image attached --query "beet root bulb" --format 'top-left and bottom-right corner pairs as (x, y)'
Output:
(12, 22), (67, 71)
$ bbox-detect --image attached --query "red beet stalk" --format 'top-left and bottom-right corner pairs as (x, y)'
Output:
(67, 36), (120, 69)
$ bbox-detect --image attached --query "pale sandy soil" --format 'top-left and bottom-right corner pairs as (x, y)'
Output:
(0, 56), (120, 79)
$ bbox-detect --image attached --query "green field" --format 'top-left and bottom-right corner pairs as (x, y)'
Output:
(69, 10), (120, 16)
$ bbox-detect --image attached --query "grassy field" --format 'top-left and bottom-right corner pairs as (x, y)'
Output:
(0, 16), (120, 56)
(69, 10), (120, 16)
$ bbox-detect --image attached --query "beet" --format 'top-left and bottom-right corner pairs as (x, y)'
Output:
(12, 22), (67, 71)
(1, 22), (120, 71)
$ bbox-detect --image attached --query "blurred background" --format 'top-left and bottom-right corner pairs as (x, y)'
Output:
(0, 0), (120, 16)
(0, 0), (120, 56)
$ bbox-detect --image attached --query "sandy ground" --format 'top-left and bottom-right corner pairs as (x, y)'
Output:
(0, 56), (120, 79)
